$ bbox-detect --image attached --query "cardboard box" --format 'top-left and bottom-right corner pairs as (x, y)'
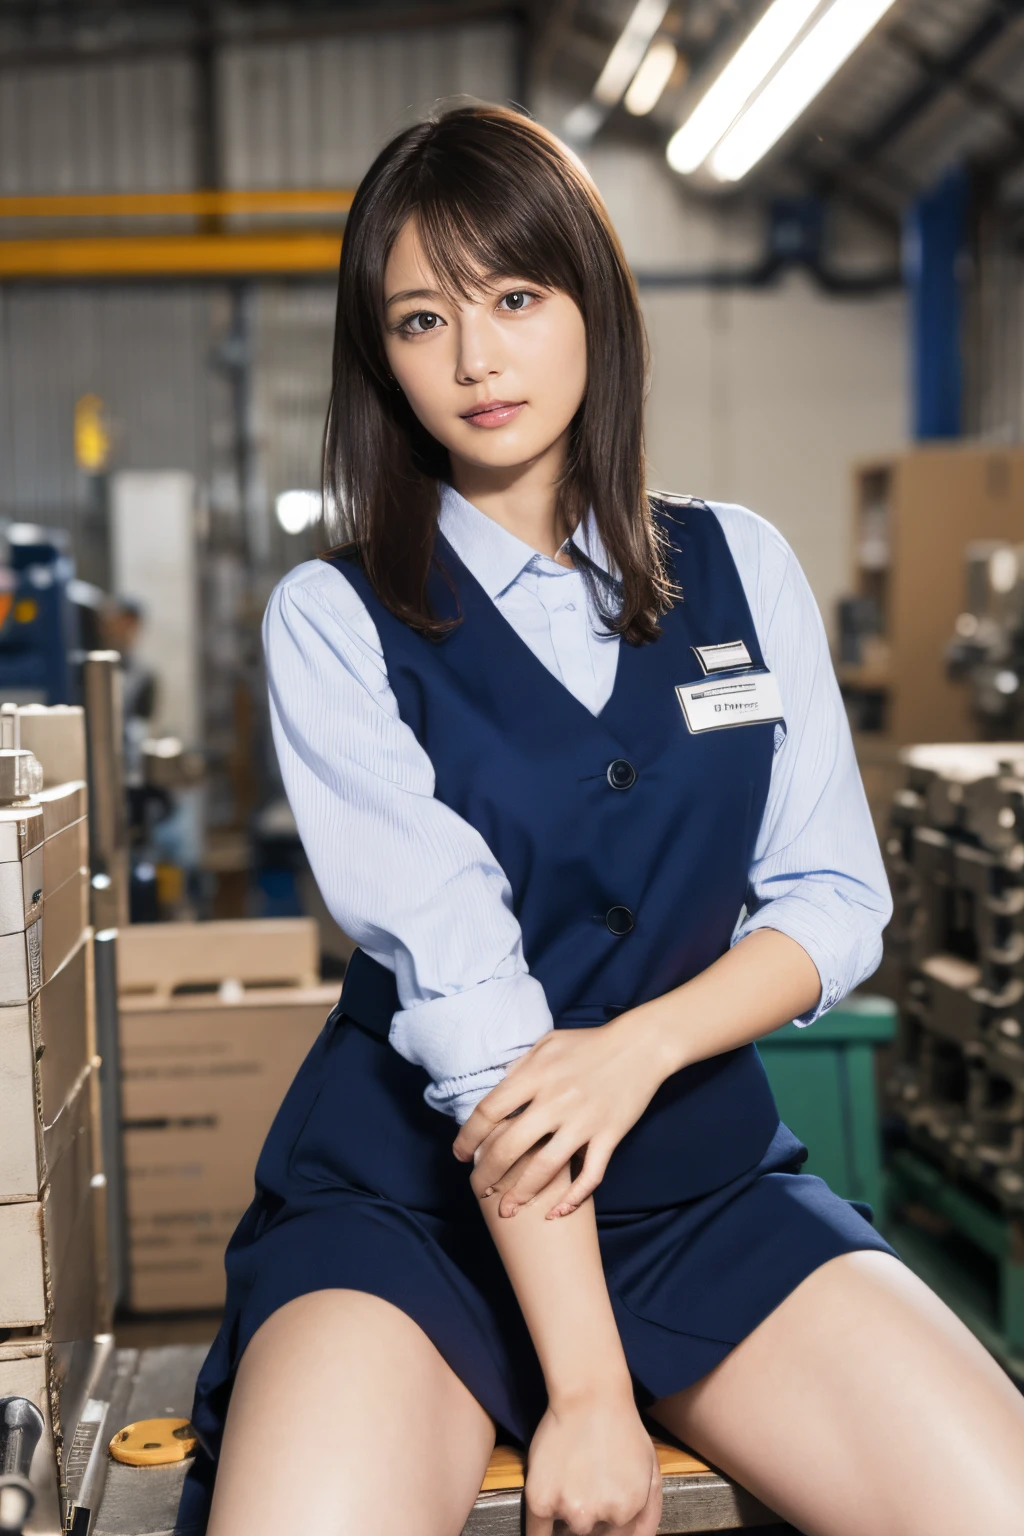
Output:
(116, 919), (330, 1311)
(43, 814), (88, 901)
(0, 934), (94, 1202)
(121, 983), (336, 1310)
(34, 781), (88, 843)
(17, 705), (87, 787)
(0, 867), (90, 1006)
(118, 917), (319, 999)
(0, 1065), (98, 1331)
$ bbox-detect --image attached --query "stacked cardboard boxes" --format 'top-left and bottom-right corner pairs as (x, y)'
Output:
(0, 708), (106, 1535)
(117, 918), (337, 1310)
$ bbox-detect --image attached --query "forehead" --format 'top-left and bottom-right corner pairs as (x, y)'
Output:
(383, 214), (508, 303)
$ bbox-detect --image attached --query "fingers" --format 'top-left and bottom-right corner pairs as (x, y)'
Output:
(524, 1500), (553, 1536)
(544, 1138), (613, 1218)
(493, 1129), (582, 1215)
(453, 1071), (539, 1162)
(471, 1106), (558, 1194)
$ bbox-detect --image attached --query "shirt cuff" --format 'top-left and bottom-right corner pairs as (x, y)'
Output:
(389, 971), (553, 1122)
(732, 898), (854, 1026)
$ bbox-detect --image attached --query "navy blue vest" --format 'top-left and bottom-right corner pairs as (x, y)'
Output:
(310, 496), (781, 1213)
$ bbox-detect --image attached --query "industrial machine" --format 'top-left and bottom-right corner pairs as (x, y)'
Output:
(946, 542), (1024, 737)
(0, 524), (103, 707)
(886, 741), (1024, 1210)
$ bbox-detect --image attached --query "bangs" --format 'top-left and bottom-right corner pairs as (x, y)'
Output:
(374, 111), (592, 313)
(409, 165), (583, 309)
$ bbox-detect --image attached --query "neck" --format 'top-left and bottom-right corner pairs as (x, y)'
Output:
(448, 434), (574, 566)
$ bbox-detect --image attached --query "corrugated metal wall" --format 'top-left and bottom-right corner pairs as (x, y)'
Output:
(220, 21), (518, 188)
(0, 56), (197, 196)
(0, 285), (213, 527)
(0, 18), (519, 547)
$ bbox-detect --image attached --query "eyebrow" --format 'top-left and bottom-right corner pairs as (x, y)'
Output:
(384, 287), (445, 309)
(384, 273), (532, 310)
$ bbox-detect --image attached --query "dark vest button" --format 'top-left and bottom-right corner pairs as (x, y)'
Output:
(605, 905), (635, 935)
(606, 758), (637, 790)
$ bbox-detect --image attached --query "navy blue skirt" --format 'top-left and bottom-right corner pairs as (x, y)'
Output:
(176, 1012), (896, 1532)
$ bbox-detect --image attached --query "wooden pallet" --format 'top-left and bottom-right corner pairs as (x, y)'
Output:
(84, 1345), (782, 1535)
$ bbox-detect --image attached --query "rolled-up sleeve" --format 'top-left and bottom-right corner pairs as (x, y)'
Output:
(714, 504), (893, 1023)
(263, 561), (552, 1122)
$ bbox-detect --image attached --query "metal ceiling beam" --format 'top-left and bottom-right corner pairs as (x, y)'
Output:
(819, 0), (1024, 182)
(784, 0), (1024, 225)
(0, 0), (522, 69)
(885, 16), (1024, 156)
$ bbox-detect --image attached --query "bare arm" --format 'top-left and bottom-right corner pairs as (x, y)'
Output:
(475, 1159), (661, 1536)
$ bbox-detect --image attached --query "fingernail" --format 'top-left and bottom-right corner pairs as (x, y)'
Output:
(482, 1186), (494, 1198)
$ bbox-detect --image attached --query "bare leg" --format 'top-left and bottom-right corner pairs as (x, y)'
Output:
(650, 1251), (1024, 1536)
(207, 1289), (496, 1536)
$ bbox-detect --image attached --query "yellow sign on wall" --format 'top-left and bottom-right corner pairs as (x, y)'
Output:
(74, 393), (110, 472)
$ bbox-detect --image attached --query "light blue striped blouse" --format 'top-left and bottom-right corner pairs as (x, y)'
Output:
(263, 482), (893, 1124)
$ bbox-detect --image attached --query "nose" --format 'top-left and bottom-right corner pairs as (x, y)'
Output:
(455, 308), (502, 386)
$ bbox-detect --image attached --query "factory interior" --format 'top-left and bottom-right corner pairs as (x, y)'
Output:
(4, 0), (1024, 1532)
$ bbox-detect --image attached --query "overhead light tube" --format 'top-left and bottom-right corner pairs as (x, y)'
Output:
(709, 0), (900, 182)
(593, 0), (671, 108)
(667, 0), (822, 175)
(624, 38), (679, 116)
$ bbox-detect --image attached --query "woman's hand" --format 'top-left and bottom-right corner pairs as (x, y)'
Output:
(453, 1013), (670, 1218)
(525, 1392), (662, 1536)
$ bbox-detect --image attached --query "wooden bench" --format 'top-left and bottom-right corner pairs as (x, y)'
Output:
(88, 1346), (783, 1534)
(467, 1440), (781, 1534)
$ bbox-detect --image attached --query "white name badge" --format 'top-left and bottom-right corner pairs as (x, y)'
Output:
(675, 671), (785, 734)
(692, 639), (752, 674)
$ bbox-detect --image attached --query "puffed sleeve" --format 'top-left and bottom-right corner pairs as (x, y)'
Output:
(711, 503), (893, 1022)
(263, 560), (553, 1121)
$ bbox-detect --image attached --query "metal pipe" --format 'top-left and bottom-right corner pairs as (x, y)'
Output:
(93, 928), (127, 1314)
(82, 652), (129, 931)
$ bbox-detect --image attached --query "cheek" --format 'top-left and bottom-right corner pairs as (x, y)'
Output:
(531, 311), (587, 412)
(389, 346), (449, 425)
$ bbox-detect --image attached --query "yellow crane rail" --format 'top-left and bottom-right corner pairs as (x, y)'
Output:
(0, 189), (353, 218)
(0, 189), (352, 277)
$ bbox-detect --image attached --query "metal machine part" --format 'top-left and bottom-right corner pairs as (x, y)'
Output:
(0, 1397), (44, 1536)
(947, 542), (1024, 735)
(886, 743), (1024, 1210)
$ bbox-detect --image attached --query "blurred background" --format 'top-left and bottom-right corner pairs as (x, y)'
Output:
(5, 4), (1024, 1530)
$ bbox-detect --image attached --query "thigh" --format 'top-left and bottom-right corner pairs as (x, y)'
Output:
(207, 1289), (496, 1536)
(649, 1251), (1024, 1536)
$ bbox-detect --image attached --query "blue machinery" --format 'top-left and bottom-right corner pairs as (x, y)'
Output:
(0, 524), (90, 704)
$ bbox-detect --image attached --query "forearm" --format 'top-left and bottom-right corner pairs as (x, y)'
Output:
(479, 1167), (632, 1407)
(634, 927), (821, 1078)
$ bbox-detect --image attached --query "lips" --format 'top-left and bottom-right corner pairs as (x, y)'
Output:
(460, 399), (526, 428)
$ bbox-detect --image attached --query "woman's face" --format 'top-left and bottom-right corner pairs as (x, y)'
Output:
(381, 215), (587, 477)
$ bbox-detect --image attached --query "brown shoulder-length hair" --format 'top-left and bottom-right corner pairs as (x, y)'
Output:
(323, 101), (679, 645)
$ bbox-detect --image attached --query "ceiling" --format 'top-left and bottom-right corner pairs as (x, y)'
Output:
(547, 0), (1024, 224)
(5, 0), (1024, 220)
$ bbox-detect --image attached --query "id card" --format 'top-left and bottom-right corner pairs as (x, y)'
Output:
(676, 671), (784, 734)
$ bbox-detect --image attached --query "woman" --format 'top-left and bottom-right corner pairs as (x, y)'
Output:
(179, 105), (1024, 1536)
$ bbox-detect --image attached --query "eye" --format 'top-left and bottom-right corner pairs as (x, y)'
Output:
(398, 311), (444, 335)
(497, 290), (538, 314)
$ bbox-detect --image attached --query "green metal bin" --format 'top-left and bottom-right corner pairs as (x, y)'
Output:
(757, 993), (896, 1223)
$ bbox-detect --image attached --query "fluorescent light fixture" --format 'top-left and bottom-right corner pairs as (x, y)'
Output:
(593, 0), (671, 108)
(625, 38), (678, 116)
(710, 0), (899, 182)
(667, 0), (821, 175)
(275, 489), (322, 535)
